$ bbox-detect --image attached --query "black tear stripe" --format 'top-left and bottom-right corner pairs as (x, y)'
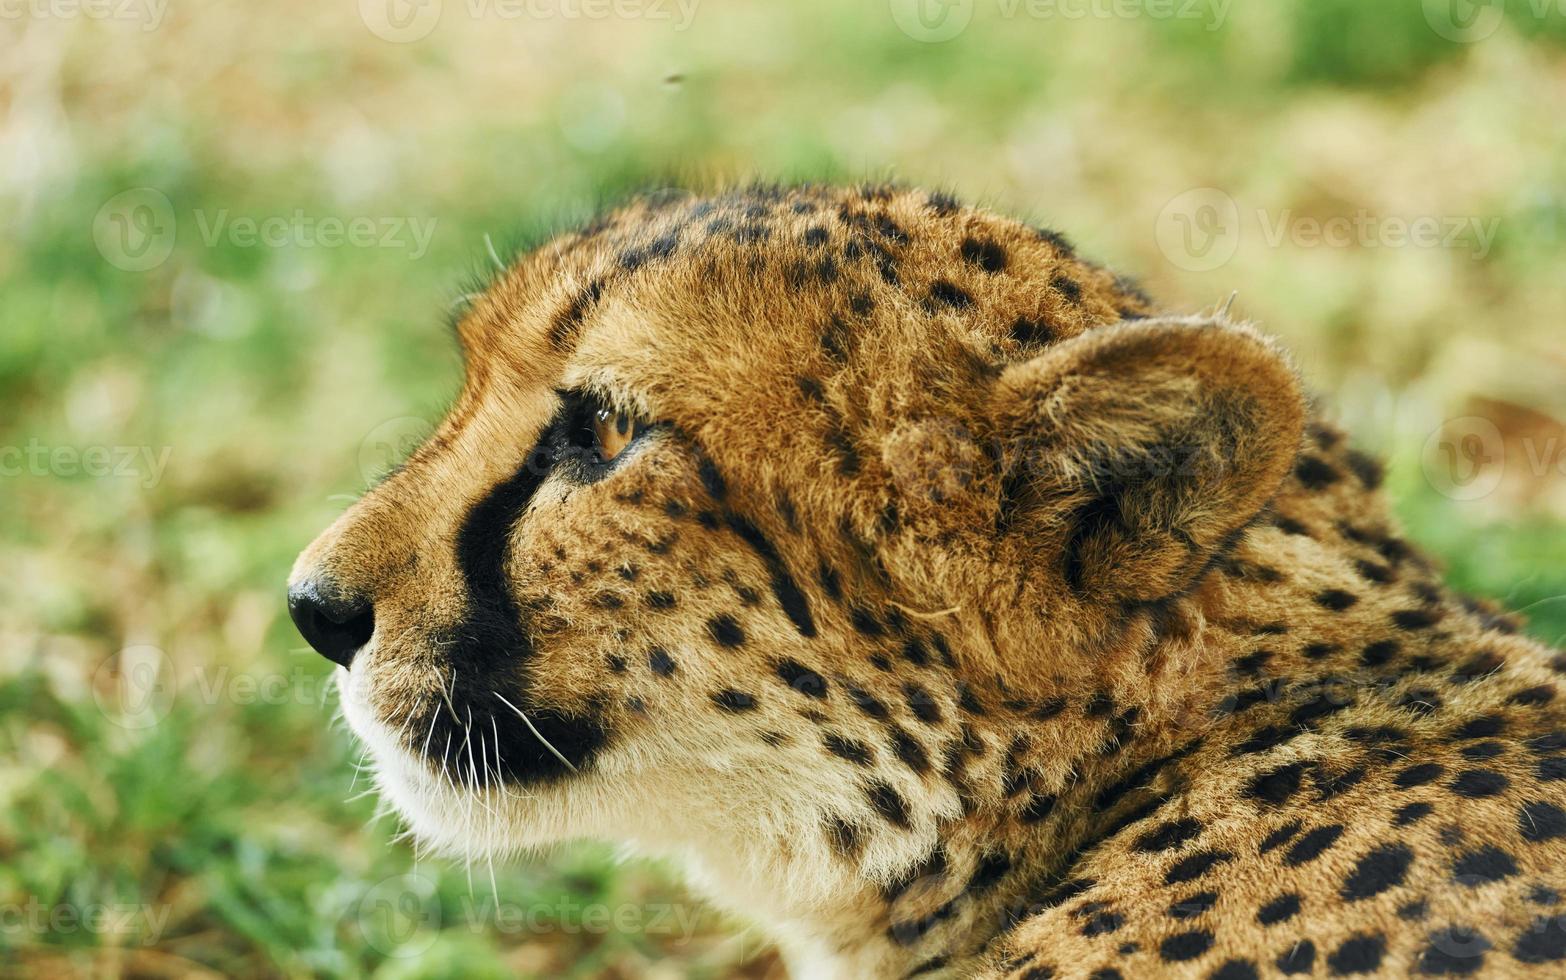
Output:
(548, 278), (605, 351)
(724, 512), (818, 638)
(438, 410), (609, 786)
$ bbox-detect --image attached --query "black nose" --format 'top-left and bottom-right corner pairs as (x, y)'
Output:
(288, 578), (374, 668)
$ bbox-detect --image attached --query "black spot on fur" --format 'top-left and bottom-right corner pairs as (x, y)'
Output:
(961, 237), (1007, 272)
(890, 727), (931, 775)
(1345, 449), (1385, 489)
(1164, 850), (1233, 885)
(1291, 694), (1352, 727)
(1049, 273), (1081, 304)
(1452, 845), (1517, 885)
(905, 683), (941, 723)
(1450, 769), (1509, 798)
(967, 851), (1013, 894)
(1314, 589), (1360, 612)
(1327, 934), (1385, 975)
(1393, 607), (1443, 630)
(1258, 892), (1301, 925)
(648, 648), (676, 677)
(1395, 762), (1446, 788)
(1520, 800), (1566, 842)
(1135, 818), (1203, 853)
(1247, 761), (1312, 805)
(1021, 793), (1058, 824)
(1341, 843), (1414, 901)
(707, 614), (745, 648)
(1294, 455), (1340, 490)
(1360, 640), (1399, 667)
(697, 456), (727, 500)
(1416, 925), (1490, 975)
(846, 684), (890, 720)
(1395, 802), (1434, 825)
(825, 814), (862, 858)
(1211, 960), (1259, 980)
(1513, 915), (1566, 962)
(1277, 940), (1316, 974)
(1453, 714), (1505, 740)
(1010, 316), (1054, 346)
(867, 781), (912, 828)
(776, 659), (828, 698)
(1510, 685), (1556, 706)
(1283, 824), (1343, 866)
(1158, 929), (1214, 962)
(1260, 820), (1303, 854)
(926, 191), (961, 216)
(824, 733), (874, 766)
(929, 279), (973, 310)
(849, 606), (884, 636)
(712, 689), (756, 712)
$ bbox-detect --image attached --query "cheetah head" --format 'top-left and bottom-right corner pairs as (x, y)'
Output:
(288, 186), (1304, 903)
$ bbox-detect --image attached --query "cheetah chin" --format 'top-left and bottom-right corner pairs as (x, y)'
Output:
(292, 184), (1566, 979)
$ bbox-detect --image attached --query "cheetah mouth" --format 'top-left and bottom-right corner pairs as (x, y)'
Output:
(337, 650), (608, 793)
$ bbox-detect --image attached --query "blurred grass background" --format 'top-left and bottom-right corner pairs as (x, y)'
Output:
(2, 1), (1565, 976)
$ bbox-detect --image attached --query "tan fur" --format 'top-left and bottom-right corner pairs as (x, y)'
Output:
(291, 185), (1566, 979)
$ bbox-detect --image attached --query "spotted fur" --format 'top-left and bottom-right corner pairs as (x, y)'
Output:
(290, 184), (1566, 979)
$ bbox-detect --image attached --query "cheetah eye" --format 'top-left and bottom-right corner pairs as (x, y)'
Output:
(549, 390), (653, 479)
(592, 406), (636, 463)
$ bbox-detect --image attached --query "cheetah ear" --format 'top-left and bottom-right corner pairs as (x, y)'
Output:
(990, 314), (1306, 605)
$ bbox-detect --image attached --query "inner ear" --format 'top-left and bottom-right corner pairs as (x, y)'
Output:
(991, 314), (1306, 605)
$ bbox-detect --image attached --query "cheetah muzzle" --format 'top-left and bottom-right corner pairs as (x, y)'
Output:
(289, 184), (1566, 979)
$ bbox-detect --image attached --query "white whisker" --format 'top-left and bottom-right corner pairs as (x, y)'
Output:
(494, 692), (579, 773)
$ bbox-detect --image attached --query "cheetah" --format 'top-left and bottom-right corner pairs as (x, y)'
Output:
(288, 184), (1566, 978)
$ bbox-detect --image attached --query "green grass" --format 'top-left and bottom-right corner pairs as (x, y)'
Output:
(2, 2), (1564, 976)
